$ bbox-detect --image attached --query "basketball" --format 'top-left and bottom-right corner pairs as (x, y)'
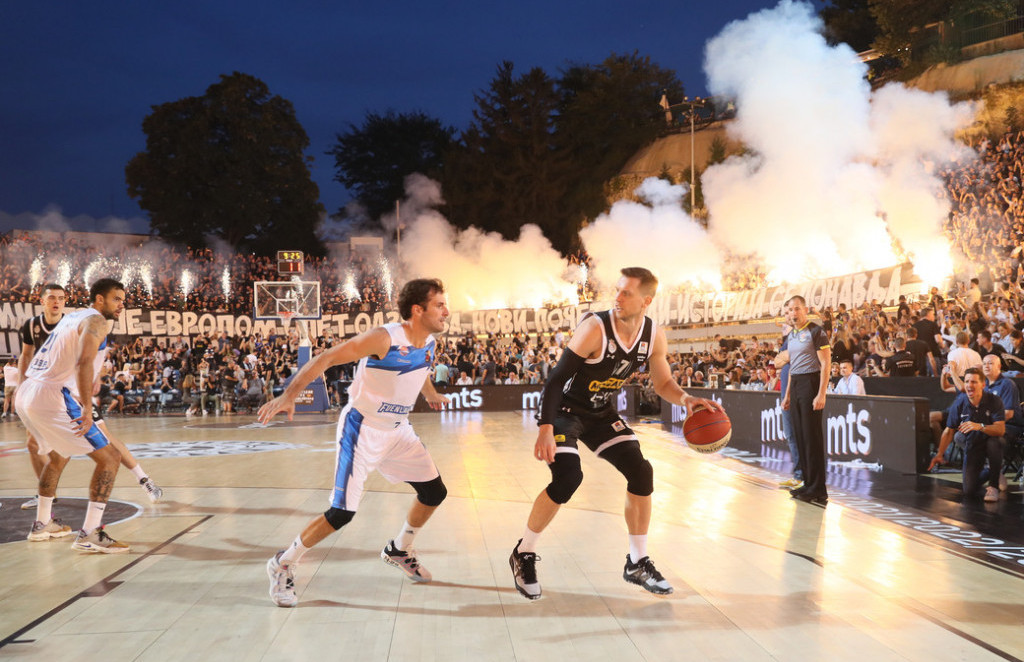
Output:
(682, 406), (731, 454)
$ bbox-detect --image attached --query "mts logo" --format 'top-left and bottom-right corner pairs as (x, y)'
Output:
(521, 390), (542, 409)
(827, 403), (871, 455)
(444, 388), (483, 410)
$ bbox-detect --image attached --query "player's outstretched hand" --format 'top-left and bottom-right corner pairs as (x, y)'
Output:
(423, 392), (450, 411)
(684, 394), (722, 414)
(258, 396), (294, 424)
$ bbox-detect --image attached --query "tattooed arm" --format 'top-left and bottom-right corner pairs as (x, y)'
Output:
(73, 314), (106, 435)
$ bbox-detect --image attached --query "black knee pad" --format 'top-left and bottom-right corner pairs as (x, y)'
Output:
(410, 477), (447, 507)
(545, 452), (584, 504)
(323, 507), (355, 530)
(602, 443), (654, 496)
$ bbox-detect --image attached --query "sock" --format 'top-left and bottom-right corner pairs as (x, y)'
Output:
(519, 527), (541, 554)
(83, 501), (107, 534)
(393, 520), (420, 551)
(628, 534), (648, 564)
(131, 465), (148, 481)
(36, 495), (54, 523)
(279, 534), (310, 566)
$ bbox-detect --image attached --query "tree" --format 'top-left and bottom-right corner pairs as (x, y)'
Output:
(556, 52), (685, 228)
(868, 0), (1015, 64)
(443, 62), (576, 250)
(819, 0), (880, 53)
(327, 110), (454, 222)
(126, 72), (324, 254)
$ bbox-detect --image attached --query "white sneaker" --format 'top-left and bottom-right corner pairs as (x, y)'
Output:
(266, 551), (298, 607)
(21, 496), (38, 510)
(71, 527), (130, 553)
(984, 486), (999, 502)
(27, 518), (74, 541)
(381, 540), (432, 582)
(139, 477), (163, 502)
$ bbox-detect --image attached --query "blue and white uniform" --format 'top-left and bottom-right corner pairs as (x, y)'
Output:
(15, 308), (111, 457)
(332, 323), (438, 511)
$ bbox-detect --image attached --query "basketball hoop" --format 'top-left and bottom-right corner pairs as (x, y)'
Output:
(279, 310), (296, 334)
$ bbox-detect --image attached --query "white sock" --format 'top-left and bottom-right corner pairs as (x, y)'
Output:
(279, 534), (310, 566)
(628, 534), (648, 564)
(83, 501), (106, 534)
(131, 465), (148, 481)
(519, 527), (542, 553)
(36, 495), (54, 523)
(393, 520), (420, 551)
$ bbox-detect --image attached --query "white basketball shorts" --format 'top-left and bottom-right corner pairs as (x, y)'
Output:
(14, 379), (111, 458)
(330, 405), (439, 511)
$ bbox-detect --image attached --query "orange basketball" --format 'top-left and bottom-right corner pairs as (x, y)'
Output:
(682, 406), (731, 454)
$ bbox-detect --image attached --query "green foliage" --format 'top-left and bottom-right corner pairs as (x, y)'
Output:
(708, 135), (730, 166)
(126, 72), (324, 255)
(442, 62), (576, 250)
(327, 110), (454, 222)
(819, 0), (880, 52)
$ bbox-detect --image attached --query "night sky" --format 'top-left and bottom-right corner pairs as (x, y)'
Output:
(0, 1), (784, 234)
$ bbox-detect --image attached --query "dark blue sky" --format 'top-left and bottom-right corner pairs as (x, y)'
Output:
(0, 1), (784, 233)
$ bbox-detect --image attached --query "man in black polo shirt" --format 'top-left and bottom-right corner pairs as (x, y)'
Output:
(781, 295), (832, 506)
(928, 367), (1005, 502)
(912, 308), (943, 376)
(885, 337), (918, 376)
(905, 326), (933, 377)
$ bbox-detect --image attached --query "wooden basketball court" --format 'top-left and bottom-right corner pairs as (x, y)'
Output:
(1, 410), (1022, 661)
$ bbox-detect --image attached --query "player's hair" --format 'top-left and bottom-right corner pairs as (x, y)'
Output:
(785, 295), (807, 307)
(964, 367), (984, 381)
(41, 283), (66, 294)
(620, 267), (658, 297)
(398, 278), (444, 320)
(89, 278), (125, 302)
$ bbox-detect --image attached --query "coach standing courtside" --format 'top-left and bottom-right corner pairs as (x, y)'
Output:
(781, 296), (831, 506)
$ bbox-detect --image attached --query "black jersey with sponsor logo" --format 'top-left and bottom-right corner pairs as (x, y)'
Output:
(19, 313), (64, 348)
(561, 310), (654, 414)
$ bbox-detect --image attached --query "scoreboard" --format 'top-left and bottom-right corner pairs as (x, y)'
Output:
(276, 250), (304, 275)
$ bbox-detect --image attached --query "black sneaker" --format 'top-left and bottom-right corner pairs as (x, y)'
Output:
(793, 492), (828, 507)
(509, 539), (541, 600)
(623, 555), (673, 595)
(381, 540), (432, 582)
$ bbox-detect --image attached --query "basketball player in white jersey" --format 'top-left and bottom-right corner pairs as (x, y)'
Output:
(259, 278), (450, 608)
(18, 283), (162, 510)
(16, 278), (130, 552)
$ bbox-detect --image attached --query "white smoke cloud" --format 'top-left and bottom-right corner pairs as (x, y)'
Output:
(580, 178), (723, 291)
(394, 175), (579, 310)
(701, 0), (974, 286)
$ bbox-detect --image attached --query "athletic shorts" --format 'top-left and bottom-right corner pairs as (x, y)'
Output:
(331, 405), (439, 511)
(553, 407), (639, 458)
(14, 379), (110, 458)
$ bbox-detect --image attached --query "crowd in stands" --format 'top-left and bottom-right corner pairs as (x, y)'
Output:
(6, 130), (1024, 413)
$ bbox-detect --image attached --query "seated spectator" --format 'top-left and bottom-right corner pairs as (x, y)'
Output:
(928, 368), (1006, 502)
(831, 359), (866, 395)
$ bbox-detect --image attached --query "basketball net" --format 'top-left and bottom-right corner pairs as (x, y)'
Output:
(279, 311), (296, 336)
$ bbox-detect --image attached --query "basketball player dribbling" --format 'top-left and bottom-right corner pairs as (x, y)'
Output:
(259, 278), (451, 608)
(16, 278), (132, 552)
(509, 267), (723, 600)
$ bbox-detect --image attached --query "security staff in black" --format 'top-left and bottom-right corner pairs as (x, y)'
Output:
(509, 267), (723, 600)
(781, 295), (832, 506)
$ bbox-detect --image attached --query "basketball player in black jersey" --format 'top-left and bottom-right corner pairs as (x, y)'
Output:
(18, 283), (163, 510)
(509, 267), (723, 599)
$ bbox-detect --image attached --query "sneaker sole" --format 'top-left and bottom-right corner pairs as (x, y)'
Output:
(381, 551), (431, 583)
(28, 529), (73, 542)
(508, 553), (541, 600)
(266, 557), (298, 607)
(71, 542), (130, 554)
(623, 573), (674, 595)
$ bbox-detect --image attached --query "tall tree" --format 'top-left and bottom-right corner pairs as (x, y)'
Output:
(327, 110), (455, 222)
(443, 62), (576, 250)
(556, 52), (684, 224)
(868, 0), (1015, 63)
(819, 0), (880, 52)
(126, 72), (324, 254)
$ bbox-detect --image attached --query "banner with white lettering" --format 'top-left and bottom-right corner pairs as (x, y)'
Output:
(0, 264), (916, 356)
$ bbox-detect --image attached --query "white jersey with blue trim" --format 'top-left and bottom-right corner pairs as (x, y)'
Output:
(347, 323), (435, 430)
(25, 308), (103, 387)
